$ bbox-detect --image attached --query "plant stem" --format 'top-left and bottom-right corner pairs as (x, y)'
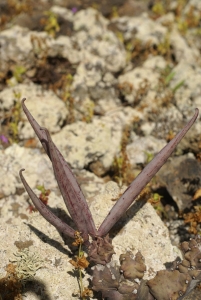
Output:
(78, 242), (85, 300)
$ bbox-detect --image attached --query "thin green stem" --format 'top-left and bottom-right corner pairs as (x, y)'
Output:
(78, 242), (85, 300)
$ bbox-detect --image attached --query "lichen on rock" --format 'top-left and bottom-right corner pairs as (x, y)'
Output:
(11, 248), (43, 284)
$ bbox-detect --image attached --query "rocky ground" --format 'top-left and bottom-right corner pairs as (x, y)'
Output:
(0, 0), (201, 299)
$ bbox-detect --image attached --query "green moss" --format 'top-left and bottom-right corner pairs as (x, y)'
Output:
(13, 66), (26, 83)
(152, 2), (166, 16)
(43, 11), (60, 37)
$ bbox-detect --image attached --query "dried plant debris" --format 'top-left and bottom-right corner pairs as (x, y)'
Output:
(183, 205), (201, 235)
(0, 263), (23, 300)
(0, 249), (43, 300)
(92, 236), (201, 300)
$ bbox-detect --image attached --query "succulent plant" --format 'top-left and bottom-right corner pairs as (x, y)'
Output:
(91, 236), (201, 300)
(119, 251), (146, 280)
(19, 98), (200, 299)
(147, 236), (201, 300)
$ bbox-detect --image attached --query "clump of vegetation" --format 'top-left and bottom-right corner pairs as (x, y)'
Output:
(6, 66), (27, 85)
(0, 0), (33, 30)
(27, 184), (51, 213)
(157, 33), (172, 60)
(69, 232), (93, 299)
(40, 11), (60, 37)
(0, 263), (22, 300)
(52, 73), (76, 124)
(151, 0), (201, 35)
(111, 125), (135, 186)
(80, 99), (95, 123)
(115, 1), (201, 70)
(154, 66), (185, 108)
(30, 34), (49, 65)
(110, 6), (119, 19)
(3, 91), (22, 143)
(183, 205), (201, 235)
(53, 74), (74, 102)
(118, 78), (150, 106)
(13, 66), (26, 84)
(152, 1), (166, 16)
(148, 191), (165, 217)
(126, 38), (154, 66)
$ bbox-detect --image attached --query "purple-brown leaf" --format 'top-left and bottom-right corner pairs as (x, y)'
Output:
(22, 98), (97, 241)
(19, 169), (76, 239)
(22, 98), (50, 156)
(42, 127), (97, 242)
(98, 109), (199, 237)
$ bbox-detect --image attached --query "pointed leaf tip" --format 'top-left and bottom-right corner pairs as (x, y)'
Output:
(97, 108), (199, 237)
(195, 108), (199, 116)
(41, 127), (97, 240)
(21, 100), (97, 241)
(19, 168), (76, 239)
